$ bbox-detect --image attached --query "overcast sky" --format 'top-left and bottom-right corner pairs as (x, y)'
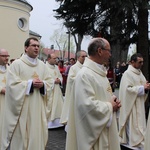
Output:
(27, 0), (90, 50)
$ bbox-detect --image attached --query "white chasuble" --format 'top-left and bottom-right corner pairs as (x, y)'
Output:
(1, 54), (52, 150)
(144, 110), (150, 150)
(60, 60), (82, 124)
(119, 65), (147, 148)
(66, 58), (120, 150)
(0, 66), (8, 148)
(46, 62), (64, 128)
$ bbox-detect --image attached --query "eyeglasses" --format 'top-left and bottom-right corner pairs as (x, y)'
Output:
(0, 55), (10, 57)
(102, 48), (112, 54)
(137, 61), (144, 64)
(29, 44), (40, 48)
(81, 55), (87, 58)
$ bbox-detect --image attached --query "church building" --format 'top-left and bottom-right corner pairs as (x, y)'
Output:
(0, 0), (40, 60)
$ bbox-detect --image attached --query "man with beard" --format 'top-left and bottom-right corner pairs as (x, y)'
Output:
(119, 53), (150, 150)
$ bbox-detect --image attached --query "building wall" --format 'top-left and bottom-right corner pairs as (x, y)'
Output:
(0, 0), (32, 59)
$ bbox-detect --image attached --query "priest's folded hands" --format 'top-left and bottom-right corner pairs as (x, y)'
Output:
(110, 95), (121, 112)
(144, 81), (150, 90)
(55, 78), (61, 84)
(32, 78), (44, 89)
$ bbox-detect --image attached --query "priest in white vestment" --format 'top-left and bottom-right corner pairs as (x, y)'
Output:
(144, 109), (150, 150)
(66, 38), (121, 150)
(0, 49), (9, 148)
(60, 50), (87, 125)
(119, 53), (150, 150)
(46, 53), (64, 129)
(1, 37), (53, 150)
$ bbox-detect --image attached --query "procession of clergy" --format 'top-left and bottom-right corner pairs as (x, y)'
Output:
(0, 36), (150, 150)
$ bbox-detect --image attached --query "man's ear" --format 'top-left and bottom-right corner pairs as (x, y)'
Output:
(97, 47), (102, 56)
(25, 46), (28, 52)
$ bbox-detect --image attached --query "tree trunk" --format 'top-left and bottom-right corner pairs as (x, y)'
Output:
(111, 41), (128, 66)
(137, 1), (149, 80)
(73, 34), (83, 53)
(137, 0), (149, 120)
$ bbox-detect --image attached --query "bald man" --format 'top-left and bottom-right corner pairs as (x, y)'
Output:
(66, 38), (121, 150)
(0, 48), (10, 147)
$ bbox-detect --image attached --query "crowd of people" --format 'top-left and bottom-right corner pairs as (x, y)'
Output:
(0, 37), (150, 150)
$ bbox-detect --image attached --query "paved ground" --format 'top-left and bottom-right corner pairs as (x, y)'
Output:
(46, 126), (66, 150)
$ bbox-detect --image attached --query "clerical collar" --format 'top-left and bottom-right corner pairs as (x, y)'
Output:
(0, 65), (6, 72)
(96, 63), (107, 72)
(49, 63), (55, 66)
(25, 54), (37, 65)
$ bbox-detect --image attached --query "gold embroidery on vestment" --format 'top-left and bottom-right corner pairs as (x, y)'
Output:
(32, 72), (39, 79)
(107, 84), (112, 94)
(2, 77), (6, 84)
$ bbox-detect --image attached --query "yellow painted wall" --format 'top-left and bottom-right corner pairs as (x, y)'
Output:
(0, 0), (32, 60)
